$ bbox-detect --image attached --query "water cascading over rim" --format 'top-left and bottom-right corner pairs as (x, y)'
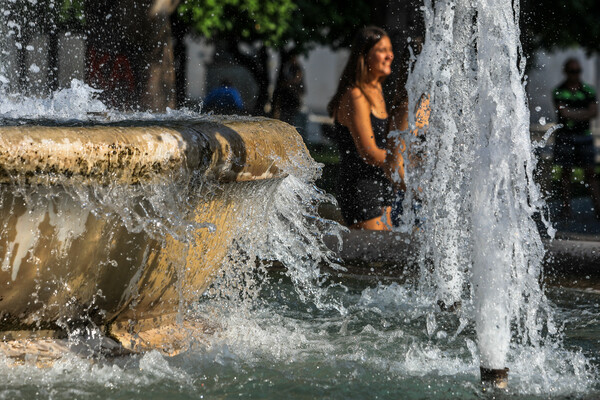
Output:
(399, 0), (551, 387)
(0, 0), (349, 358)
(0, 117), (328, 354)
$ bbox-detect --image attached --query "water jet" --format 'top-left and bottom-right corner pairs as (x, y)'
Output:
(398, 0), (551, 388)
(480, 367), (509, 390)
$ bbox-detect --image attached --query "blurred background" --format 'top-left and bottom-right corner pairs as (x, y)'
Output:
(1, 0), (599, 232)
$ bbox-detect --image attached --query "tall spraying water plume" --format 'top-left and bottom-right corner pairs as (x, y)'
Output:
(400, 0), (553, 379)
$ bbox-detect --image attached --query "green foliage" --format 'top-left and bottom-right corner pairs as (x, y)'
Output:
(281, 0), (371, 53)
(522, 0), (600, 54)
(1, 0), (85, 33)
(178, 0), (372, 52)
(57, 0), (86, 28)
(178, 0), (297, 47)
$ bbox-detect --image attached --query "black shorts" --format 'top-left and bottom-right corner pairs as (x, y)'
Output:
(553, 133), (596, 168)
(336, 173), (394, 225)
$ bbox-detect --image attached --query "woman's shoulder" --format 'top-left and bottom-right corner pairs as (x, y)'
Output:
(343, 86), (370, 110)
(337, 86), (366, 111)
(347, 86), (366, 99)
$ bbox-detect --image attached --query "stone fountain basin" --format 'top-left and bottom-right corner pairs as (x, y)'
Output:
(0, 117), (312, 352)
(324, 230), (600, 291)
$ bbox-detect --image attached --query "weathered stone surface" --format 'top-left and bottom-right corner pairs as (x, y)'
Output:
(0, 117), (310, 185)
(0, 117), (312, 348)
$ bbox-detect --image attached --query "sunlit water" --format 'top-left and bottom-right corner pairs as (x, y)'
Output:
(398, 0), (554, 372)
(0, 0), (599, 398)
(0, 275), (597, 399)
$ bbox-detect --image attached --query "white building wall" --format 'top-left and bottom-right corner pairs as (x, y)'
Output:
(301, 46), (349, 116)
(58, 34), (85, 87)
(185, 36), (213, 101)
(299, 46), (600, 127)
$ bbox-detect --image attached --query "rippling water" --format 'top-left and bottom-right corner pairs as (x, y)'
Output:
(1, 273), (597, 399)
(0, 2), (596, 397)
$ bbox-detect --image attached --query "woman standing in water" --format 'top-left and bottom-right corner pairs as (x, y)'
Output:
(328, 26), (397, 230)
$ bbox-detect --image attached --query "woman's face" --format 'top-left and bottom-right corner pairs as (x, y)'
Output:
(367, 36), (394, 79)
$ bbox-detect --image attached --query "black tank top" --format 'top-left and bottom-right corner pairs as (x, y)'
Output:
(334, 113), (388, 175)
(333, 113), (393, 223)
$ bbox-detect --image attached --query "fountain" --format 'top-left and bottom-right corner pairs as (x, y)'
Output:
(0, 115), (330, 354)
(398, 0), (551, 387)
(0, 0), (598, 398)
(0, 0), (342, 356)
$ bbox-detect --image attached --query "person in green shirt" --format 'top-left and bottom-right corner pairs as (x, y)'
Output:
(553, 58), (600, 219)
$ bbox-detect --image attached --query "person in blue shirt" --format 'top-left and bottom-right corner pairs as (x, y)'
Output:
(204, 79), (244, 115)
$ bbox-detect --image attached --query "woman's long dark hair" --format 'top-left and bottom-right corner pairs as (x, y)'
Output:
(327, 26), (389, 118)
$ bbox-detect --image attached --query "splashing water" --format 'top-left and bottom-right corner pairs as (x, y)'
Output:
(0, 0), (347, 348)
(0, 80), (107, 120)
(0, 0), (346, 324)
(0, 0), (598, 398)
(400, 0), (555, 371)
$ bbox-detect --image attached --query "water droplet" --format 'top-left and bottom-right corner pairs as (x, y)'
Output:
(538, 117), (547, 125)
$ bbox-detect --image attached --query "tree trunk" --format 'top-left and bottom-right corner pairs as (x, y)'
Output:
(47, 30), (59, 93)
(17, 30), (33, 95)
(17, 46), (28, 95)
(139, 4), (178, 111)
(172, 13), (188, 108)
(253, 46), (270, 116)
(272, 50), (293, 119)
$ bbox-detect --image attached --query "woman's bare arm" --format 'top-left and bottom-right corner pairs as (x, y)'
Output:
(557, 101), (598, 121)
(387, 100), (409, 190)
(338, 87), (388, 168)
